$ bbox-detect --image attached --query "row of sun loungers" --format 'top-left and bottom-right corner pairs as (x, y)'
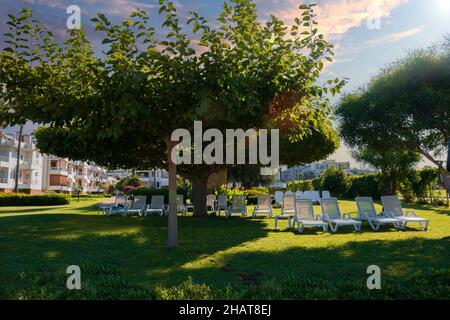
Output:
(98, 193), (429, 232)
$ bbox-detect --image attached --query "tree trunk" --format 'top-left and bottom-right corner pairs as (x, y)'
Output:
(192, 175), (209, 217)
(167, 140), (177, 247)
(14, 125), (23, 193)
(446, 139), (450, 172)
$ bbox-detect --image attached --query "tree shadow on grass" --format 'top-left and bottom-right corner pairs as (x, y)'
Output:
(0, 213), (270, 298)
(0, 212), (449, 299)
(0, 203), (101, 215)
(403, 203), (450, 216)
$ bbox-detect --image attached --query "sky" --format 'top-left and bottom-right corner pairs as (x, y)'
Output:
(0, 0), (449, 168)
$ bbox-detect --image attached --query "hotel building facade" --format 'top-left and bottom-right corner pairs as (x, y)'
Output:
(0, 130), (108, 194)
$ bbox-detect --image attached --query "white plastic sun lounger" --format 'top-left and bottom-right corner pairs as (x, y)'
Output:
(320, 197), (362, 232)
(104, 195), (128, 216)
(206, 194), (216, 213)
(226, 195), (247, 217)
(321, 190), (331, 199)
(216, 194), (228, 216)
(293, 199), (328, 233)
(274, 194), (296, 230)
(146, 195), (166, 216)
(125, 195), (147, 216)
(295, 191), (304, 200)
(97, 196), (117, 215)
(355, 197), (402, 230)
(252, 195), (273, 217)
(303, 190), (312, 201)
(381, 196), (429, 230)
(176, 194), (186, 215)
(274, 191), (284, 205)
(311, 191), (321, 204)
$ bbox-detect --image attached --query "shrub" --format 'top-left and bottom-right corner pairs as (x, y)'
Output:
(344, 174), (382, 199)
(411, 168), (438, 201)
(213, 185), (244, 202)
(128, 187), (188, 204)
(116, 176), (142, 191)
(399, 179), (416, 203)
(0, 193), (71, 206)
(242, 186), (270, 197)
(123, 186), (136, 194)
(287, 180), (314, 191)
(321, 167), (350, 197)
(312, 178), (322, 191)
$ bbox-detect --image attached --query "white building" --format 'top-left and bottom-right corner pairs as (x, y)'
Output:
(0, 132), (44, 193)
(42, 157), (108, 193)
(281, 160), (352, 181)
(136, 170), (169, 189)
(107, 169), (169, 189)
(0, 130), (108, 194)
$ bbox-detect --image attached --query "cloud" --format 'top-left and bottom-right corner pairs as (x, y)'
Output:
(267, 0), (408, 37)
(364, 25), (424, 47)
(22, 0), (67, 10)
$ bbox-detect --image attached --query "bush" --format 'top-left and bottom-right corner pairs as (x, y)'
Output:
(312, 178), (321, 191)
(411, 168), (438, 201)
(344, 174), (382, 199)
(321, 167), (350, 197)
(0, 193), (71, 206)
(116, 176), (142, 191)
(287, 180), (313, 191)
(213, 185), (244, 202)
(128, 187), (188, 204)
(242, 186), (270, 197)
(123, 186), (136, 194)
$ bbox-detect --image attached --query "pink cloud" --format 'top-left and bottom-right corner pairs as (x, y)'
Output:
(268, 0), (408, 37)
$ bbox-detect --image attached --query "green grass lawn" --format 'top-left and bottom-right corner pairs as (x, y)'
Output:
(0, 198), (449, 299)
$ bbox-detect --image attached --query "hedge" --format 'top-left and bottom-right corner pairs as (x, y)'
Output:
(288, 174), (383, 199)
(128, 187), (188, 204)
(0, 193), (71, 206)
(242, 186), (270, 197)
(343, 174), (382, 199)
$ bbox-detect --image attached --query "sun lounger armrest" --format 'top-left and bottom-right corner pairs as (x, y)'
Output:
(405, 210), (417, 217)
(358, 212), (369, 220)
(381, 211), (395, 218)
(343, 212), (352, 219)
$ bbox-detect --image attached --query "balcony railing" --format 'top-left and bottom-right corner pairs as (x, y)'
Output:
(0, 156), (9, 162)
(0, 178), (7, 184)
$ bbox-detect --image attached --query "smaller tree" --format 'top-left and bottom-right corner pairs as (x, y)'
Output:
(320, 166), (350, 197)
(352, 147), (420, 195)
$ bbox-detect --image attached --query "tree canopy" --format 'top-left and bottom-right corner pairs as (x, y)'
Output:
(0, 0), (345, 244)
(336, 37), (450, 173)
(1, 0), (343, 168)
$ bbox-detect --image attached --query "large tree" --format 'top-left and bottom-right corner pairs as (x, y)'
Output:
(0, 1), (345, 246)
(336, 37), (450, 177)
